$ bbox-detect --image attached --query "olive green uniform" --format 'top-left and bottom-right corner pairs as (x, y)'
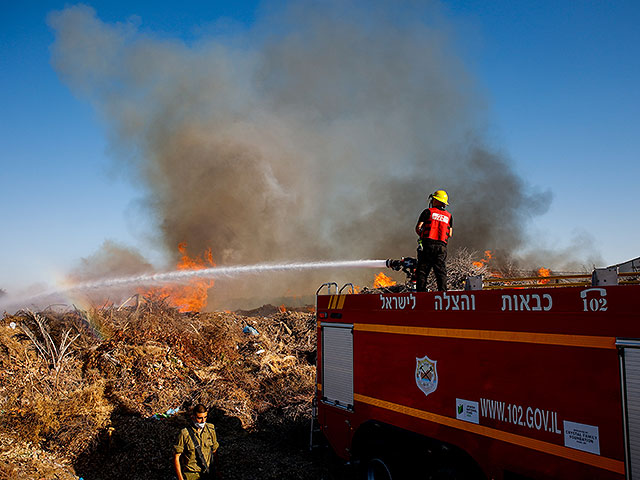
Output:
(174, 423), (219, 480)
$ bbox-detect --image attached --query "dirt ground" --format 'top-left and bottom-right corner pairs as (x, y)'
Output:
(0, 300), (353, 480)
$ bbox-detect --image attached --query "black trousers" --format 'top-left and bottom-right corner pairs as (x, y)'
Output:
(416, 242), (447, 292)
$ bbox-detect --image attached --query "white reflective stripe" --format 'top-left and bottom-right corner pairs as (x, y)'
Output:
(322, 325), (353, 408)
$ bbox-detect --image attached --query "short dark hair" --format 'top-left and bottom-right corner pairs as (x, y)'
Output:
(193, 403), (208, 415)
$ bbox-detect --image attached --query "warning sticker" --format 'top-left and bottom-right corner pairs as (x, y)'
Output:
(456, 398), (479, 424)
(563, 420), (600, 455)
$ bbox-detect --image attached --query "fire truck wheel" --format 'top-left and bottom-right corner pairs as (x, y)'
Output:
(364, 457), (394, 480)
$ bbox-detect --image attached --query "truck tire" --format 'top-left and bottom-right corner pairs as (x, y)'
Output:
(352, 421), (484, 480)
(364, 456), (394, 480)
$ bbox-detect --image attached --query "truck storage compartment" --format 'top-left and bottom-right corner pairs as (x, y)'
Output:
(321, 322), (353, 409)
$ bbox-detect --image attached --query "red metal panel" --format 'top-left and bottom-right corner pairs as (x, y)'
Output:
(352, 400), (622, 479)
(353, 331), (623, 476)
(318, 405), (353, 459)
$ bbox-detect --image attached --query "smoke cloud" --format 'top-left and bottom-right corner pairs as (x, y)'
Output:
(47, 2), (561, 304)
(69, 240), (154, 282)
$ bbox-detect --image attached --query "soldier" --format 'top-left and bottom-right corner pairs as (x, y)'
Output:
(415, 189), (453, 292)
(174, 404), (219, 480)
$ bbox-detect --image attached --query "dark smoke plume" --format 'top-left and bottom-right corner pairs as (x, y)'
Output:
(48, 2), (564, 304)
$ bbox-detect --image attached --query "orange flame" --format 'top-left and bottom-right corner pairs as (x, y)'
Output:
(473, 250), (494, 269)
(278, 304), (287, 313)
(537, 267), (551, 284)
(141, 243), (215, 312)
(374, 272), (397, 288)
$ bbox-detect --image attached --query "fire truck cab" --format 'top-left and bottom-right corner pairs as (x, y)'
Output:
(315, 261), (640, 479)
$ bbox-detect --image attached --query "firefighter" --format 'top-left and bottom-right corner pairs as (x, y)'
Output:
(174, 404), (219, 480)
(415, 189), (453, 292)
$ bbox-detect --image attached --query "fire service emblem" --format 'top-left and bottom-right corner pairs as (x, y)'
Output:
(415, 355), (438, 397)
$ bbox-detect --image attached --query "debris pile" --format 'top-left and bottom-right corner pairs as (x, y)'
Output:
(0, 299), (341, 480)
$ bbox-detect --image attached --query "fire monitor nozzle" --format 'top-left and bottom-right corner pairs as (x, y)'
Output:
(386, 257), (417, 284)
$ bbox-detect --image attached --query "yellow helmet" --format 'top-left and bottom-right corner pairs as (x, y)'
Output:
(430, 189), (449, 205)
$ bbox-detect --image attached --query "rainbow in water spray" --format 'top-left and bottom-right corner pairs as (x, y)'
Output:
(72, 259), (388, 291)
(2, 259), (388, 309)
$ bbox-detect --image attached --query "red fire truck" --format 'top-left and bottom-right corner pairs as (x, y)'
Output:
(314, 259), (640, 479)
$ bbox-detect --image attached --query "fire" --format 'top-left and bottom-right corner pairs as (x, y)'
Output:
(473, 250), (493, 269)
(278, 304), (287, 313)
(141, 243), (215, 312)
(537, 267), (551, 284)
(374, 272), (397, 288)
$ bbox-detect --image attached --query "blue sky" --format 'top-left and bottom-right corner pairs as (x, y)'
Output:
(1, 1), (639, 291)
